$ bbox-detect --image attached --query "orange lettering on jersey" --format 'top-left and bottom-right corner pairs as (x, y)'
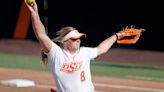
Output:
(60, 62), (82, 73)
(80, 70), (86, 82)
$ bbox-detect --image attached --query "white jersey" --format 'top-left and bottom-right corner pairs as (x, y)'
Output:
(46, 42), (97, 92)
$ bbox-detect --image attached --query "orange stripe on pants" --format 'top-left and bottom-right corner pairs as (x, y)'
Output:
(14, 1), (30, 39)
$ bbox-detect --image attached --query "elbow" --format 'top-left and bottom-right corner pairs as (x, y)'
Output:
(36, 33), (47, 41)
(101, 49), (108, 55)
(97, 47), (108, 56)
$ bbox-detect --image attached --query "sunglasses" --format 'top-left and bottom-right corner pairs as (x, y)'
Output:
(69, 38), (80, 42)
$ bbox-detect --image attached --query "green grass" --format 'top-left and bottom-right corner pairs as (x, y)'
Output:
(1, 53), (164, 82)
(0, 53), (50, 71)
(91, 61), (164, 82)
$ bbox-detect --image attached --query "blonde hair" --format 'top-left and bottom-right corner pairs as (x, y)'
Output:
(53, 26), (76, 42)
(40, 26), (77, 65)
(40, 48), (48, 65)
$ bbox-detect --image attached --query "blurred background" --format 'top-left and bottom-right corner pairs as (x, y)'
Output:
(0, 0), (164, 51)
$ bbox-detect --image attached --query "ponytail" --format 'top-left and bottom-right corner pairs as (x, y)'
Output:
(40, 49), (48, 65)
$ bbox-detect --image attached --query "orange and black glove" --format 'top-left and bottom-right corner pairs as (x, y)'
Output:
(116, 25), (145, 44)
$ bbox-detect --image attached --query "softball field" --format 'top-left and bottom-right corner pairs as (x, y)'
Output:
(0, 39), (164, 92)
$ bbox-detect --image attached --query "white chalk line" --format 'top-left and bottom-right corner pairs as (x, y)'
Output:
(35, 84), (55, 89)
(94, 83), (164, 92)
(35, 82), (164, 92)
(126, 75), (164, 82)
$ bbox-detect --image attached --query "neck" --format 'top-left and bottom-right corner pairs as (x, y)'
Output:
(65, 49), (78, 55)
(63, 45), (79, 55)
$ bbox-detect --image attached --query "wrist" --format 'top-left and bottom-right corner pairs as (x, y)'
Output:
(116, 32), (122, 39)
(114, 33), (118, 40)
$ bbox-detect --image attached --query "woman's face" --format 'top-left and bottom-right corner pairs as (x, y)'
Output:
(64, 38), (81, 51)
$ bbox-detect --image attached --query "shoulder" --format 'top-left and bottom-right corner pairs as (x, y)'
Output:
(46, 42), (62, 54)
(80, 46), (96, 49)
(79, 47), (98, 59)
(80, 46), (97, 52)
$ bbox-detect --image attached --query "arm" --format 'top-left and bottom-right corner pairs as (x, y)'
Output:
(24, 0), (52, 53)
(97, 33), (121, 56)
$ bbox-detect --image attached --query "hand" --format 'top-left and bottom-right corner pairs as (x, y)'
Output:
(116, 32), (123, 40)
(24, 0), (38, 15)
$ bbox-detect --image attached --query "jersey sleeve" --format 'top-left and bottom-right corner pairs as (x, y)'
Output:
(45, 42), (62, 63)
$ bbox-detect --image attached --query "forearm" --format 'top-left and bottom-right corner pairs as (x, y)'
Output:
(31, 14), (52, 52)
(97, 34), (117, 56)
(31, 14), (47, 39)
(97, 32), (122, 56)
(24, 0), (52, 52)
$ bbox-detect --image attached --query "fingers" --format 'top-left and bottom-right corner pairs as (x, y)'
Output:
(24, 0), (36, 8)
(24, 0), (38, 15)
(24, 0), (35, 5)
(24, 0), (33, 10)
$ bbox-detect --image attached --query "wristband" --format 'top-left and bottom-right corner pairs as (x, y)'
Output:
(113, 33), (118, 40)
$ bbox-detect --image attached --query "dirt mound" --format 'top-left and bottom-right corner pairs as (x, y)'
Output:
(1, 68), (164, 92)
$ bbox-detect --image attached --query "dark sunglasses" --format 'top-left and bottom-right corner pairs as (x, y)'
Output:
(69, 38), (80, 42)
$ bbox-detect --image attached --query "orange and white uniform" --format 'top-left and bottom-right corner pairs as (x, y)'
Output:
(46, 42), (97, 92)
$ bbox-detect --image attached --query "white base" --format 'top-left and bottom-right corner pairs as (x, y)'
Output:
(0, 79), (35, 87)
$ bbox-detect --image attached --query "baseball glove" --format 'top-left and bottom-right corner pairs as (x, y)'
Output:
(116, 25), (145, 44)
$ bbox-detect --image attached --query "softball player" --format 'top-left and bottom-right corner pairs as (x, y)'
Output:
(24, 0), (122, 92)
